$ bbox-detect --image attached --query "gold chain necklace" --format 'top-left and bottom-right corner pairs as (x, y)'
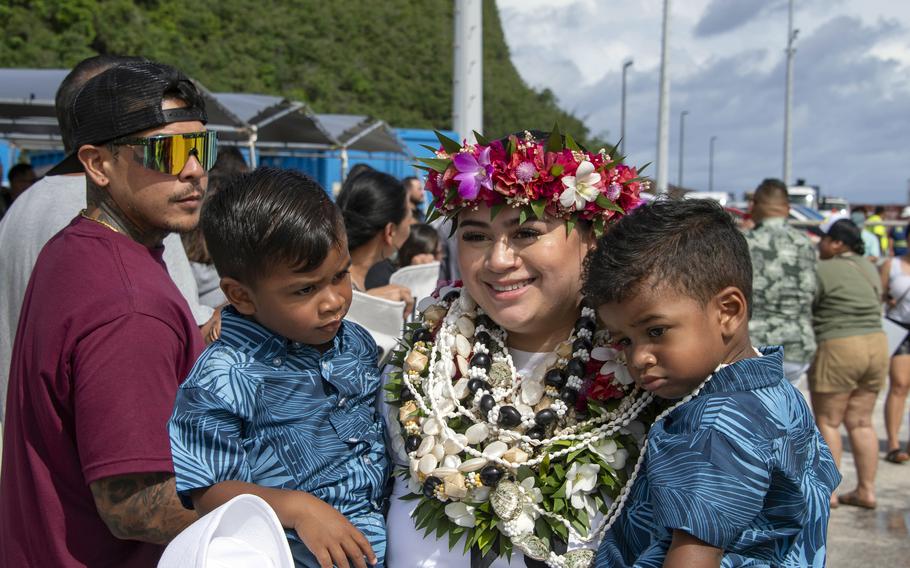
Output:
(79, 209), (122, 234)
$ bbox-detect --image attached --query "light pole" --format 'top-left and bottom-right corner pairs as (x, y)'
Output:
(709, 135), (717, 192)
(678, 110), (689, 190)
(783, 0), (798, 184)
(452, 0), (483, 142)
(655, 0), (671, 193)
(620, 59), (633, 156)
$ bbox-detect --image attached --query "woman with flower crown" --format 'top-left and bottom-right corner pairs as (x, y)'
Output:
(381, 129), (655, 568)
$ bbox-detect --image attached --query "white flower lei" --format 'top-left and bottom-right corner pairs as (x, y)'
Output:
(390, 288), (662, 567)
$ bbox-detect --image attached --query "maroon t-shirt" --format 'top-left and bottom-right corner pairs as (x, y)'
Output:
(0, 217), (203, 567)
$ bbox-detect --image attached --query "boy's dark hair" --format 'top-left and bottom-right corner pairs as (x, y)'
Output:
(201, 167), (345, 286)
(583, 198), (753, 312)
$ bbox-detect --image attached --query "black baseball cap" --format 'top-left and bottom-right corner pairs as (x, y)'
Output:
(48, 61), (208, 175)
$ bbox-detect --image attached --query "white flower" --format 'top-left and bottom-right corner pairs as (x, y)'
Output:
(470, 486), (491, 502)
(571, 492), (599, 520)
(444, 501), (477, 528)
(591, 439), (629, 470)
(609, 448), (629, 470)
(520, 477), (543, 504)
(593, 346), (634, 385)
(565, 462), (599, 512)
(621, 420), (646, 444)
(591, 438), (618, 460)
(407, 475), (422, 495)
(603, 361), (634, 385)
(559, 161), (602, 210)
(514, 508), (537, 534)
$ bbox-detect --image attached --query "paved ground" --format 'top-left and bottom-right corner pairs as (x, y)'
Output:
(798, 384), (910, 567)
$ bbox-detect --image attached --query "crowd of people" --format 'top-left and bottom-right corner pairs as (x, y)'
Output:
(0, 54), (905, 568)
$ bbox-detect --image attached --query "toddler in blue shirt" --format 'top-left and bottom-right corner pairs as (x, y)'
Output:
(169, 168), (389, 567)
(584, 199), (840, 567)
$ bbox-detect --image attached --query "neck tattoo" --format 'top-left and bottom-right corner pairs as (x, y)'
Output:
(80, 209), (122, 234)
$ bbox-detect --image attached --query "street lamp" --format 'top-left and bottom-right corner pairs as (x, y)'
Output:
(678, 110), (689, 190)
(783, 0), (798, 184)
(655, 0), (672, 193)
(620, 59), (633, 156)
(709, 135), (717, 192)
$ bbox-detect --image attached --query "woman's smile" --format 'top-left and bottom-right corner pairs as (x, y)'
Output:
(484, 276), (537, 298)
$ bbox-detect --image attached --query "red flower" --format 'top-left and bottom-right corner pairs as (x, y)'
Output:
(587, 373), (625, 401)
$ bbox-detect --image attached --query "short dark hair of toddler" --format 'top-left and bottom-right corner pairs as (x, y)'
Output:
(583, 198), (753, 313)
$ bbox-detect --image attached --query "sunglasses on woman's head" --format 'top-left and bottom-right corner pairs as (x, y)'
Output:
(109, 131), (218, 175)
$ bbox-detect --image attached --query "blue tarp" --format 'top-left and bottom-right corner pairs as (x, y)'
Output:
(17, 128), (457, 195)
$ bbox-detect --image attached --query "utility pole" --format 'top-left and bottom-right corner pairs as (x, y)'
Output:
(783, 0), (798, 184)
(678, 110), (688, 190)
(655, 0), (671, 193)
(620, 60), (633, 156)
(453, 0), (483, 143)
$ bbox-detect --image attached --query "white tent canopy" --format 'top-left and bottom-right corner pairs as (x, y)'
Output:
(213, 93), (336, 152)
(214, 93), (406, 153)
(0, 68), (250, 149)
(0, 70), (409, 168)
(316, 113), (404, 154)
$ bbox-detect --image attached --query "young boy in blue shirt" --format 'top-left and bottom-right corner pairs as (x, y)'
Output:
(584, 199), (840, 567)
(169, 168), (389, 568)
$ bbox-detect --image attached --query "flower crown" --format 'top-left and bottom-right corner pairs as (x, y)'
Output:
(418, 126), (648, 235)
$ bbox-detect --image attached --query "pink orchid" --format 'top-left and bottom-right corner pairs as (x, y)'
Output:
(453, 147), (493, 200)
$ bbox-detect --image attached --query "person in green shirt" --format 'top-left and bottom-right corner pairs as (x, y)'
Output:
(810, 219), (887, 510)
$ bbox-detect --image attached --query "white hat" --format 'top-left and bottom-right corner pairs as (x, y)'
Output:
(819, 212), (849, 234)
(158, 494), (294, 568)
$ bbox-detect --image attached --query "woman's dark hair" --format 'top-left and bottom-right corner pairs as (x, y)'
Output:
(336, 169), (408, 251)
(211, 146), (249, 176)
(201, 167), (345, 286)
(180, 226), (210, 264)
(583, 198), (753, 311)
(827, 219), (865, 255)
(398, 224), (440, 267)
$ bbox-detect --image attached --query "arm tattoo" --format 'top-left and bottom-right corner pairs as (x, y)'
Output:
(89, 472), (198, 545)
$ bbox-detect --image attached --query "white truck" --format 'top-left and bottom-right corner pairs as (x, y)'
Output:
(787, 180), (820, 210)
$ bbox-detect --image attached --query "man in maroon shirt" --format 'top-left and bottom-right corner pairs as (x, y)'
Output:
(0, 61), (211, 566)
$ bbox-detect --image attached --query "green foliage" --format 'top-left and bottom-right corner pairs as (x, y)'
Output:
(0, 0), (596, 142)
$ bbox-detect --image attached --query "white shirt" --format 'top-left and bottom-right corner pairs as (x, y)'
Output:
(0, 174), (212, 421)
(887, 256), (910, 324)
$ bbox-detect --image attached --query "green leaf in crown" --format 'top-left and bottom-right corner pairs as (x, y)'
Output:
(387, 286), (659, 567)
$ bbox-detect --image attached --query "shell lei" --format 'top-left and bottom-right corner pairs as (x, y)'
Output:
(385, 288), (657, 568)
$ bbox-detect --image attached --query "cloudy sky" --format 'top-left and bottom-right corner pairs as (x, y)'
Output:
(496, 0), (910, 204)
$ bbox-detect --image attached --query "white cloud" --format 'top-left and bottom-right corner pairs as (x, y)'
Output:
(496, 0), (910, 202)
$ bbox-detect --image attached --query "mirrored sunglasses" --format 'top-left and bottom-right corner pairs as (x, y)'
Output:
(110, 131), (218, 175)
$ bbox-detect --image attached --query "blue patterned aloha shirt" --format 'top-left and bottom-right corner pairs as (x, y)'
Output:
(169, 307), (390, 567)
(597, 347), (840, 568)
